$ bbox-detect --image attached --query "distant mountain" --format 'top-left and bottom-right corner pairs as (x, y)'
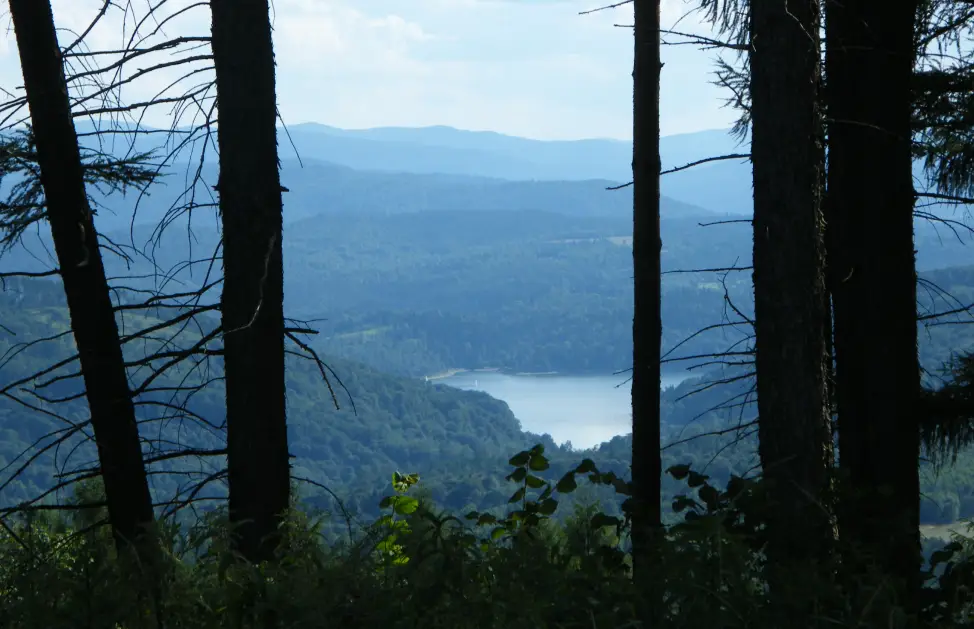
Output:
(70, 122), (957, 218)
(282, 124), (754, 215)
(71, 121), (753, 215)
(82, 156), (718, 234)
(264, 124), (953, 216)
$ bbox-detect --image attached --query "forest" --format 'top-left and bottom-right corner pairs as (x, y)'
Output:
(3, 0), (974, 628)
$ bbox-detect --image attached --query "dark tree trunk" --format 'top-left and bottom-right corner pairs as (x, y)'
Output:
(210, 0), (291, 564)
(8, 0), (155, 557)
(630, 0), (662, 611)
(825, 0), (921, 616)
(749, 0), (834, 618)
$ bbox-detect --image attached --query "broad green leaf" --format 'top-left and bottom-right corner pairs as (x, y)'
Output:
(391, 471), (419, 493)
(528, 453), (550, 471)
(525, 475), (545, 489)
(538, 498), (558, 516)
(687, 471), (709, 488)
(667, 464), (691, 480)
(393, 496), (419, 515)
(672, 495), (696, 513)
(590, 513), (621, 530)
(725, 475), (747, 499)
(576, 459), (597, 474)
(509, 451), (531, 467)
(509, 487), (526, 503)
(699, 485), (720, 510)
(611, 477), (631, 496)
(556, 473), (578, 494)
(391, 520), (411, 533)
(620, 497), (633, 515)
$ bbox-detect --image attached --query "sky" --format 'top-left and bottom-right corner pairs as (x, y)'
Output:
(0, 0), (736, 141)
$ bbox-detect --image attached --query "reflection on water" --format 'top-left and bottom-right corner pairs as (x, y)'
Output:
(438, 371), (693, 450)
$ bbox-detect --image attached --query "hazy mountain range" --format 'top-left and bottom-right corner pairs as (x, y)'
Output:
(72, 122), (753, 225)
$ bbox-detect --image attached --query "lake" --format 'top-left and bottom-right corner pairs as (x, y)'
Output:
(438, 371), (694, 450)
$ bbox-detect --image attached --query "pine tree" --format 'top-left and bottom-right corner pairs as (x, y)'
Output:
(7, 0), (156, 561)
(210, 0), (291, 563)
(748, 0), (834, 620)
(825, 0), (921, 616)
(630, 0), (663, 617)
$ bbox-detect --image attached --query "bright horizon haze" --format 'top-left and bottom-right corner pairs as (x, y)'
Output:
(0, 0), (736, 142)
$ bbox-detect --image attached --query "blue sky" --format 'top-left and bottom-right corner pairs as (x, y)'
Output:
(1, 0), (735, 141)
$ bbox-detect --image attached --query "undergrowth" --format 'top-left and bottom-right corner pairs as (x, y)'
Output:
(2, 444), (974, 629)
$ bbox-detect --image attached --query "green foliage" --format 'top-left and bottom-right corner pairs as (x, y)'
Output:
(5, 276), (974, 538)
(0, 127), (160, 249)
(3, 448), (972, 629)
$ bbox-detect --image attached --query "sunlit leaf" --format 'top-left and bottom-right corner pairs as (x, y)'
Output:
(393, 496), (419, 515)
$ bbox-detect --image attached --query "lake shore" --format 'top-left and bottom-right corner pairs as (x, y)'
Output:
(921, 521), (969, 541)
(425, 367), (503, 381)
(425, 366), (691, 383)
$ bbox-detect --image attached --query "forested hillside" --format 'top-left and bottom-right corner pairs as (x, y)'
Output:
(3, 270), (974, 527)
(6, 204), (965, 378)
(70, 156), (716, 235)
(95, 208), (973, 378)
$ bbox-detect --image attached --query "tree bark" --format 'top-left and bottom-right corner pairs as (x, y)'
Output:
(630, 0), (662, 614)
(210, 0), (291, 564)
(749, 0), (834, 619)
(825, 0), (921, 617)
(8, 0), (155, 557)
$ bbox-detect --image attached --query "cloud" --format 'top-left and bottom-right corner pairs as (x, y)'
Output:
(0, 0), (735, 140)
(269, 0), (734, 138)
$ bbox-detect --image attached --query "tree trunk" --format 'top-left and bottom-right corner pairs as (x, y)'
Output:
(630, 0), (662, 614)
(210, 0), (291, 564)
(749, 0), (834, 619)
(825, 0), (921, 617)
(8, 0), (155, 558)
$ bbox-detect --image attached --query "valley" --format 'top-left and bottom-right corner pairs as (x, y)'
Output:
(1, 124), (973, 533)
(1, 0), (972, 623)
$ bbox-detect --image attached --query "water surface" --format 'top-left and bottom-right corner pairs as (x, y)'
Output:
(439, 371), (693, 449)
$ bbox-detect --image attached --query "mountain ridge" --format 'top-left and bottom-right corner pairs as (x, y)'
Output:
(69, 121), (754, 214)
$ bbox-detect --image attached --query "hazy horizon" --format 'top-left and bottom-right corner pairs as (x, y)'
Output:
(0, 0), (734, 142)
